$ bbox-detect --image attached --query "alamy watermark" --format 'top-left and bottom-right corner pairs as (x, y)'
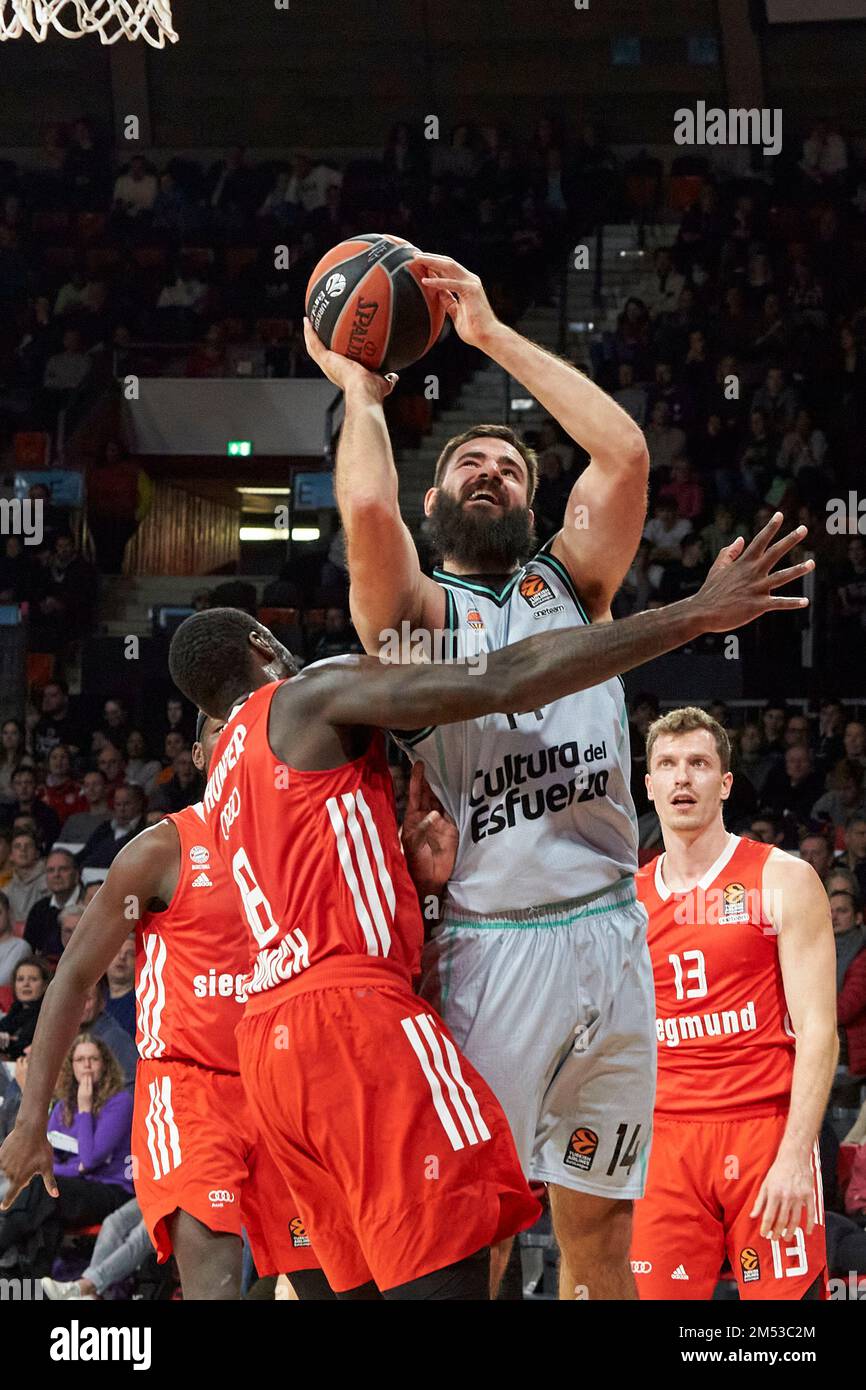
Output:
(674, 102), (782, 158)
(378, 622), (487, 674)
(0, 498), (43, 546)
(0, 1276), (44, 1300)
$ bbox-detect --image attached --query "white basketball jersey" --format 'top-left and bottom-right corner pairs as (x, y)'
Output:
(391, 539), (639, 914)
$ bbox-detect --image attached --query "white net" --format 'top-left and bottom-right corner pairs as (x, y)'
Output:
(0, 0), (178, 45)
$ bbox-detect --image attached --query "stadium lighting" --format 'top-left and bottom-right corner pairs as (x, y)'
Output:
(235, 487), (291, 496)
(239, 527), (284, 541)
(239, 526), (320, 542)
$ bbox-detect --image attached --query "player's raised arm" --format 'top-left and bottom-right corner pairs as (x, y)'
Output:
(0, 822), (177, 1208)
(750, 853), (838, 1242)
(416, 253), (649, 616)
(308, 515), (812, 733)
(303, 319), (445, 651)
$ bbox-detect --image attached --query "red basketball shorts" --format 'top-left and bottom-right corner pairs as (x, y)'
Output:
(132, 1058), (318, 1276)
(630, 1109), (828, 1300)
(235, 962), (541, 1294)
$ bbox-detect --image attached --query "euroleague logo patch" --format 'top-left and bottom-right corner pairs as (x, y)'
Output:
(739, 1246), (761, 1283)
(720, 881), (750, 923)
(290, 1217), (311, 1248)
(325, 272), (346, 297)
(466, 609), (485, 631)
(519, 572), (555, 610)
(563, 1126), (598, 1172)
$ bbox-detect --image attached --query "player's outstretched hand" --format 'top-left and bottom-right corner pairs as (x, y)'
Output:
(302, 317), (398, 400)
(0, 1123), (58, 1210)
(416, 252), (500, 349)
(692, 512), (813, 634)
(400, 761), (458, 904)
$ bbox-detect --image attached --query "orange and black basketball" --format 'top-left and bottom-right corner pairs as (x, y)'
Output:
(305, 234), (447, 374)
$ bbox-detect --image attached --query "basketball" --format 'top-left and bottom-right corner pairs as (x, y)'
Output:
(305, 234), (447, 374)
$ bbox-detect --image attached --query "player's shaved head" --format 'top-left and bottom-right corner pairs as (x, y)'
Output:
(169, 608), (299, 719)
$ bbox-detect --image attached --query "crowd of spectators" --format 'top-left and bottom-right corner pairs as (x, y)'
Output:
(572, 131), (866, 688)
(0, 114), (596, 447)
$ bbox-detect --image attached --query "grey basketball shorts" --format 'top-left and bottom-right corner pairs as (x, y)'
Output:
(420, 879), (656, 1199)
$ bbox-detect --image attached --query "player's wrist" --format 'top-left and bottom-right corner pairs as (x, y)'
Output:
(669, 594), (709, 642)
(474, 318), (512, 358)
(344, 374), (387, 406)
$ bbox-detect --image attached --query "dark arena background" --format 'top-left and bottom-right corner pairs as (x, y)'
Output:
(0, 0), (864, 1362)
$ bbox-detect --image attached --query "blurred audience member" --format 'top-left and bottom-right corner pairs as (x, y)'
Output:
(5, 831), (47, 927)
(105, 934), (135, 1038)
(77, 785), (146, 871)
(62, 770), (112, 845)
(0, 892), (31, 987)
(0, 956), (51, 1059)
(24, 849), (83, 958)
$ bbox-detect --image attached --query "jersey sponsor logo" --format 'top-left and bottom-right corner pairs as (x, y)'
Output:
(203, 725), (247, 813)
(563, 1126), (598, 1172)
(191, 871), (212, 888)
(220, 787), (241, 840)
(289, 1217), (311, 1248)
(466, 608), (484, 630)
(189, 845), (209, 865)
(740, 1247), (761, 1283)
(193, 968), (249, 1004)
(246, 928), (311, 996)
(468, 740), (610, 843)
(532, 604), (566, 619)
(657, 999), (758, 1048)
(208, 1189), (235, 1207)
(671, 1264), (689, 1280)
(518, 572), (555, 609)
(631, 1261), (652, 1274)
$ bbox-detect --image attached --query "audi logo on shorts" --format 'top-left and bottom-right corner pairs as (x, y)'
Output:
(630, 1261), (652, 1274)
(220, 788), (241, 840)
(208, 1189), (235, 1206)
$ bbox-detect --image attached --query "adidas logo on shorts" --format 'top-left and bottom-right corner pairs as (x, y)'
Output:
(191, 871), (212, 888)
(671, 1264), (689, 1280)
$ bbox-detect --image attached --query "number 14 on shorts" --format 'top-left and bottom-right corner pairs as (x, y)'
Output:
(563, 1123), (643, 1176)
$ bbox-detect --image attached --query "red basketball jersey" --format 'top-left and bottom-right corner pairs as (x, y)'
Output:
(135, 803), (247, 1072)
(202, 681), (424, 1013)
(636, 834), (795, 1116)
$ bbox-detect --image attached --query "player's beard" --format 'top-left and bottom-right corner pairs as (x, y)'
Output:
(426, 489), (536, 572)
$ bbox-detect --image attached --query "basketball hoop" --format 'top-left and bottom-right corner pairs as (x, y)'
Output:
(0, 0), (178, 46)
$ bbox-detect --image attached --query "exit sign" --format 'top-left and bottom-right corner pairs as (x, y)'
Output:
(227, 440), (253, 458)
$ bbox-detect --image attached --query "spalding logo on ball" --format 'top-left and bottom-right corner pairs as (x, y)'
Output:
(306, 234), (447, 373)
